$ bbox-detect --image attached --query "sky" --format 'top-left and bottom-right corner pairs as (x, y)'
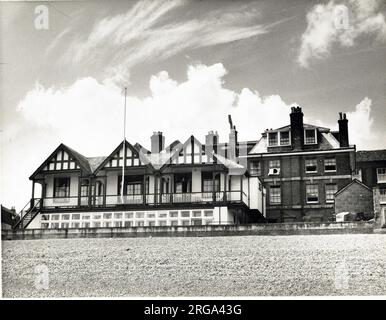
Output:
(1, 0), (386, 210)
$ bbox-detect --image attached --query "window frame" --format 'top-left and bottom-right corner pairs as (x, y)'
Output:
(268, 131), (291, 147)
(305, 159), (318, 174)
(306, 184), (319, 204)
(269, 185), (281, 204)
(324, 158), (337, 172)
(325, 184), (338, 203)
(377, 168), (386, 183)
(249, 160), (261, 176)
(53, 177), (70, 198)
(304, 128), (317, 145)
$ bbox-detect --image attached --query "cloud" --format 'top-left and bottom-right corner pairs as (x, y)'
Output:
(346, 96), (375, 149)
(298, 0), (386, 67)
(50, 0), (268, 77)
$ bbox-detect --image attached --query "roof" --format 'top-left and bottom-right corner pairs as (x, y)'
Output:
(264, 123), (331, 134)
(87, 156), (107, 173)
(249, 125), (342, 154)
(335, 179), (372, 197)
(356, 149), (386, 162)
(64, 144), (93, 174)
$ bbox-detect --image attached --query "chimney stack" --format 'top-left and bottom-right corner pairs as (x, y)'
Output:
(338, 112), (349, 148)
(151, 132), (165, 153)
(290, 106), (304, 150)
(227, 115), (238, 161)
(205, 131), (219, 162)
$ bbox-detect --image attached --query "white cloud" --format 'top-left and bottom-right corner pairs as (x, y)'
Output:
(298, 0), (386, 67)
(2, 63), (379, 210)
(54, 0), (268, 75)
(346, 96), (375, 149)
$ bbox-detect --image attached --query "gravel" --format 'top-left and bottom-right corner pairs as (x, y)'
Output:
(2, 234), (386, 297)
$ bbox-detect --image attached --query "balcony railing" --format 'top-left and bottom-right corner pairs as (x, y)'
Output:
(40, 191), (248, 209)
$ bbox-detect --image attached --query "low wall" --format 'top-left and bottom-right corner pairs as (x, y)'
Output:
(2, 221), (376, 241)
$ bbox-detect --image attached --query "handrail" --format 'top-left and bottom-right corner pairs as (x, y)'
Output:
(39, 191), (249, 208)
(13, 198), (42, 229)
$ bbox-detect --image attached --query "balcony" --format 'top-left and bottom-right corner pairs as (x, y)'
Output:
(39, 191), (248, 210)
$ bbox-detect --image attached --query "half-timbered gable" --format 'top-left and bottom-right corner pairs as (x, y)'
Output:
(95, 140), (146, 172)
(30, 144), (92, 179)
(171, 135), (218, 165)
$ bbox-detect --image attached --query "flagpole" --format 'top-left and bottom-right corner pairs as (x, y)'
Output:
(121, 87), (127, 203)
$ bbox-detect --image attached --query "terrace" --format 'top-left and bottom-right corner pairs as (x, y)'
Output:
(39, 190), (249, 210)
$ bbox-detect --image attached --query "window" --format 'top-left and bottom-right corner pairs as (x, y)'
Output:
(61, 214), (70, 220)
(80, 179), (89, 196)
(147, 213), (155, 218)
(325, 184), (338, 203)
(114, 221), (122, 227)
(136, 212), (144, 219)
(380, 188), (386, 203)
(159, 221), (167, 226)
(204, 210), (213, 217)
(171, 220), (179, 226)
(249, 160), (261, 176)
(305, 129), (317, 144)
(269, 131), (290, 147)
(114, 212), (122, 219)
(268, 132), (278, 146)
(181, 211), (190, 218)
(305, 159), (317, 173)
(54, 177), (70, 197)
(103, 213), (112, 219)
(125, 212), (133, 219)
(170, 211), (178, 218)
(269, 160), (280, 169)
(127, 183), (142, 195)
(192, 219), (202, 226)
(181, 220), (190, 226)
(148, 221), (156, 227)
(72, 214), (80, 220)
(158, 213), (167, 218)
(202, 172), (220, 192)
(124, 221), (133, 227)
(136, 221), (144, 227)
(280, 131), (290, 145)
(192, 211), (201, 217)
(306, 184), (319, 203)
(269, 185), (281, 204)
(377, 168), (386, 183)
(268, 160), (280, 175)
(324, 158), (337, 172)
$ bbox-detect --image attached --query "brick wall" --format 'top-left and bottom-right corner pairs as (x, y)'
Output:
(335, 182), (373, 216)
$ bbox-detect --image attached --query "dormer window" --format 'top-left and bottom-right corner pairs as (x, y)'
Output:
(268, 131), (291, 147)
(304, 129), (317, 144)
(280, 131), (290, 145)
(268, 132), (278, 146)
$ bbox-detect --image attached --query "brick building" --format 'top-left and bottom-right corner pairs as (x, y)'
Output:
(334, 179), (374, 219)
(354, 149), (386, 227)
(246, 107), (355, 222)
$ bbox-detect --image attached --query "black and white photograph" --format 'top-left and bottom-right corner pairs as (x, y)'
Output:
(1, 0), (386, 303)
